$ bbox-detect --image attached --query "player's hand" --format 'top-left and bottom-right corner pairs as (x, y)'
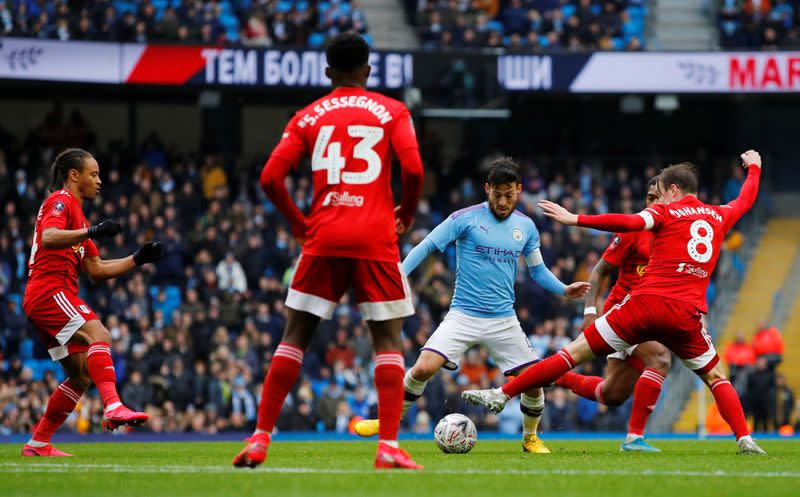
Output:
(538, 200), (579, 226)
(395, 205), (412, 236)
(740, 150), (761, 169)
(88, 219), (122, 240)
(565, 281), (591, 299)
(133, 241), (163, 266)
(581, 313), (598, 331)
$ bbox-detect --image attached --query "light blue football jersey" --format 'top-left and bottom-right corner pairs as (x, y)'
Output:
(410, 202), (540, 318)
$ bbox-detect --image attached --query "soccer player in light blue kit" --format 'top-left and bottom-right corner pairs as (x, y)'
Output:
(355, 158), (590, 452)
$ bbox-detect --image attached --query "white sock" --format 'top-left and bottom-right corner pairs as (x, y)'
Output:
(625, 433), (642, 444)
(104, 402), (122, 412)
(401, 370), (427, 418)
(520, 393), (545, 437)
(27, 439), (48, 448)
(379, 439), (399, 448)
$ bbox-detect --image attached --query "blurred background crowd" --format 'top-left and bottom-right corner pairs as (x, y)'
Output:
(719, 0), (800, 49)
(0, 108), (793, 439)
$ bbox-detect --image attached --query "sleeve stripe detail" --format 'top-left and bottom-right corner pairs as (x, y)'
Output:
(638, 211), (655, 230)
(525, 248), (544, 266)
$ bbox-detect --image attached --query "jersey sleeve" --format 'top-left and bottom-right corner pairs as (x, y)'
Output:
(40, 195), (72, 231)
(269, 114), (307, 166)
(522, 219), (541, 258)
(85, 239), (99, 258)
(601, 233), (632, 267)
(427, 213), (466, 251)
(637, 204), (668, 232)
(720, 167), (761, 231)
(390, 107), (419, 153)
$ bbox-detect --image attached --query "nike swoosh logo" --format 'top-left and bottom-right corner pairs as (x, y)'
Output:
(105, 366), (115, 371)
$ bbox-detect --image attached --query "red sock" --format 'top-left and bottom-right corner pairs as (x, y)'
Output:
(628, 368), (665, 436)
(86, 342), (120, 408)
(503, 350), (575, 398)
(374, 352), (405, 442)
(711, 378), (749, 439)
(255, 343), (303, 433)
(556, 372), (605, 402)
(31, 380), (85, 444)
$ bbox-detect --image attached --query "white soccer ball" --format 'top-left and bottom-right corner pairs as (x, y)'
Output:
(434, 413), (477, 454)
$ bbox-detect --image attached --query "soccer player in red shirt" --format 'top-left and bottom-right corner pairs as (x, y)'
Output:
(232, 33), (424, 470)
(464, 150), (766, 455)
(555, 176), (672, 452)
(21, 148), (163, 457)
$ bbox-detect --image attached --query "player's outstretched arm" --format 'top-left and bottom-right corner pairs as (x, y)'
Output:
(538, 199), (647, 233)
(524, 249), (590, 298)
(41, 219), (121, 249)
(83, 242), (163, 280)
(260, 156), (308, 243)
(722, 150), (762, 228)
(581, 258), (614, 329)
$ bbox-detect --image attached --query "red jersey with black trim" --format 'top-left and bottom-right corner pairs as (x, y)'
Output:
(632, 193), (750, 313)
(601, 230), (652, 309)
(270, 86), (419, 261)
(24, 189), (98, 304)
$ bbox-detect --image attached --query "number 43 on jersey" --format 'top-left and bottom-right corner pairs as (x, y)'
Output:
(312, 125), (383, 185)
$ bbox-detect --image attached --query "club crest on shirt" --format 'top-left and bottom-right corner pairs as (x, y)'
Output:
(78, 305), (90, 314)
(512, 228), (523, 241)
(53, 201), (65, 215)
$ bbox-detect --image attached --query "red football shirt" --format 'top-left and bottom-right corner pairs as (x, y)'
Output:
(632, 195), (745, 313)
(601, 230), (652, 307)
(270, 87), (419, 261)
(25, 189), (98, 304)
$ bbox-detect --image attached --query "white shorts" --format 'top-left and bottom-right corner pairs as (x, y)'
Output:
(608, 345), (638, 362)
(421, 310), (539, 375)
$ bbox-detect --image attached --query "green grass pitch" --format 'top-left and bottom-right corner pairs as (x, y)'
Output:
(1, 439), (798, 497)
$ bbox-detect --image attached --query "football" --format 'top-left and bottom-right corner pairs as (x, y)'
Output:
(434, 413), (478, 454)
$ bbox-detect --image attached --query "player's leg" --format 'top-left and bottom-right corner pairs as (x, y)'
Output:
(23, 353), (91, 457)
(485, 319), (548, 453)
(72, 318), (148, 429)
(233, 308), (319, 468)
(664, 310), (765, 455)
(356, 260), (421, 469)
(234, 255), (342, 468)
(556, 356), (638, 405)
(620, 342), (671, 452)
(353, 350), (447, 437)
(463, 297), (645, 411)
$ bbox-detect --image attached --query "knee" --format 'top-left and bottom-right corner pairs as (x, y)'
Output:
(410, 362), (438, 382)
(702, 362), (728, 384)
(649, 351), (672, 375)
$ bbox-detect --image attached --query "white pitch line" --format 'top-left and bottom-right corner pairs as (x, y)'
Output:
(0, 463), (798, 479)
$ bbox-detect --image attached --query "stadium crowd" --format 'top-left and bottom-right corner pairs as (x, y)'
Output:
(0, 0), (369, 47)
(414, 0), (646, 51)
(0, 109), (784, 439)
(719, 0), (800, 49)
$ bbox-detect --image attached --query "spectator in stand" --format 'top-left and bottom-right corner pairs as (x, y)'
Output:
(753, 323), (784, 365)
(723, 331), (756, 385)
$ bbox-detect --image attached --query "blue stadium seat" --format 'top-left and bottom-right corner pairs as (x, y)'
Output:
(7, 293), (21, 309)
(308, 32), (326, 48)
(227, 29), (240, 42)
(611, 37), (625, 50)
(486, 20), (504, 35)
(297, 1), (309, 12)
(362, 33), (374, 46)
(539, 35), (550, 47)
(318, 1), (331, 14)
(624, 20), (644, 39)
(115, 1), (137, 16)
(220, 14), (238, 29)
(628, 6), (646, 21)
(277, 0), (293, 13)
(150, 285), (182, 325)
(561, 4), (576, 18)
